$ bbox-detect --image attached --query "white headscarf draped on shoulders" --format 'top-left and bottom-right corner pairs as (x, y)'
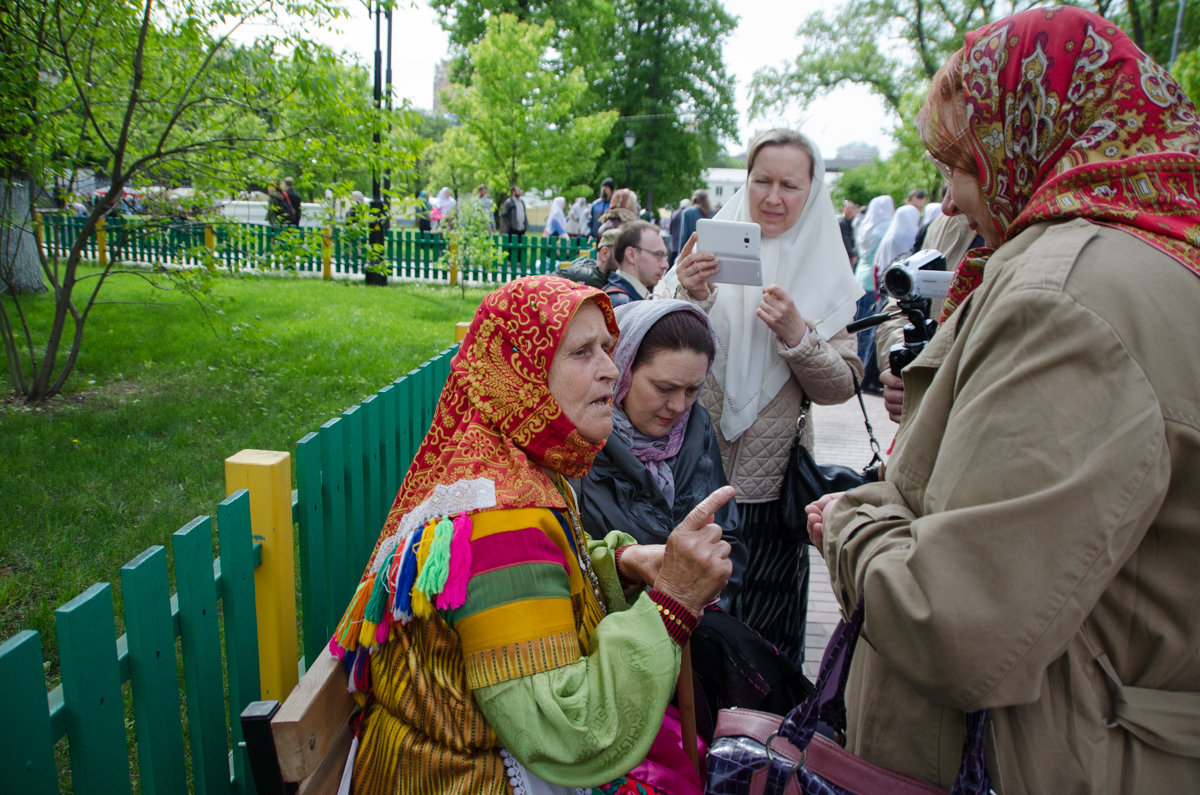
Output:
(707, 131), (862, 441)
(873, 204), (922, 275)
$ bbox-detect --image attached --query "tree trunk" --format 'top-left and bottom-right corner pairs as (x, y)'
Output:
(0, 180), (48, 295)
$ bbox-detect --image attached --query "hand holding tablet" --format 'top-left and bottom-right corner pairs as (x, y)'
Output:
(695, 219), (763, 286)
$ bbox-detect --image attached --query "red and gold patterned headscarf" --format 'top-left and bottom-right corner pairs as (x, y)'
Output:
(940, 6), (1200, 319)
(364, 275), (618, 572)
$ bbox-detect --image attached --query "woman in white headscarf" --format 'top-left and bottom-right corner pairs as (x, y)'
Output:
(672, 128), (863, 664)
(431, 186), (456, 230)
(566, 197), (589, 237)
(545, 196), (569, 240)
(872, 203), (922, 279)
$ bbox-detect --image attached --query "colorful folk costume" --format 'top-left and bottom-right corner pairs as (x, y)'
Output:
(330, 276), (696, 795)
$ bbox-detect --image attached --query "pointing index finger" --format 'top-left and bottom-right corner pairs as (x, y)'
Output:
(678, 485), (736, 533)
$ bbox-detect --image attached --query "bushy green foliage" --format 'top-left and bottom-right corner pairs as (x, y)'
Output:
(428, 15), (616, 200)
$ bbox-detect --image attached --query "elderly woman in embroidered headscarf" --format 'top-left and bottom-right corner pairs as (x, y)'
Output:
(806, 7), (1200, 791)
(673, 128), (863, 664)
(333, 275), (733, 795)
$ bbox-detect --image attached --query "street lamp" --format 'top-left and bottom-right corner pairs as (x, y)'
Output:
(623, 129), (636, 188)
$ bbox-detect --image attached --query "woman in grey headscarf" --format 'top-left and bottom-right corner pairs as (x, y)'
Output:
(575, 299), (744, 599)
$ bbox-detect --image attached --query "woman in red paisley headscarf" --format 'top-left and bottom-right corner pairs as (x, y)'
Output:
(331, 275), (733, 795)
(806, 7), (1200, 791)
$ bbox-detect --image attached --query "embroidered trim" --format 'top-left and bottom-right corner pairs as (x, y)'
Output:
(464, 631), (582, 689)
(499, 747), (590, 795)
(371, 478), (497, 574)
(648, 589), (699, 647)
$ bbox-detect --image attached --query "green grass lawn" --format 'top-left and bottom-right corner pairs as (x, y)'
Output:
(0, 268), (490, 667)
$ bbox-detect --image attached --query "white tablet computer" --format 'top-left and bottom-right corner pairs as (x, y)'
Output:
(696, 219), (763, 285)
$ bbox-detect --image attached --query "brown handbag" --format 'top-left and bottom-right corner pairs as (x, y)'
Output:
(703, 599), (991, 795)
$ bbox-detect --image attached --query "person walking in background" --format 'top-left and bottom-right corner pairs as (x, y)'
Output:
(266, 182), (287, 227)
(668, 198), (692, 265)
(567, 196), (589, 238)
(605, 220), (668, 307)
(430, 187), (456, 231)
(474, 184), (495, 231)
(590, 177), (615, 237)
(281, 177), (302, 226)
(499, 185), (527, 265)
(850, 195), (896, 394)
(839, 200), (859, 270)
(807, 8), (1200, 790)
(545, 196), (569, 240)
(414, 190), (432, 233)
(674, 129), (863, 665)
(678, 190), (712, 256)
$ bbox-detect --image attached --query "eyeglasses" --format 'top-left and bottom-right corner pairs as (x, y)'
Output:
(632, 245), (669, 260)
(926, 126), (971, 181)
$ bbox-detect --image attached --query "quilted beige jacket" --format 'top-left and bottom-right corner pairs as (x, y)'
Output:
(686, 284), (862, 503)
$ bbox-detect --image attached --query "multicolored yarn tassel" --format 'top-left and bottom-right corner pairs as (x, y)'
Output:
(415, 516), (454, 597)
(410, 521), (439, 618)
(391, 525), (423, 621)
(436, 512), (473, 609)
(329, 580), (371, 659)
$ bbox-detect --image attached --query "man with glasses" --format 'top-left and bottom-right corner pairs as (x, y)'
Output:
(605, 221), (669, 307)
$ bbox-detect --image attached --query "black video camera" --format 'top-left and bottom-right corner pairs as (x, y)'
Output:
(845, 248), (949, 376)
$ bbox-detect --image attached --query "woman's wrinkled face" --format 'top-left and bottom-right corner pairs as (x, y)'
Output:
(547, 301), (619, 444)
(747, 144), (813, 238)
(622, 348), (710, 439)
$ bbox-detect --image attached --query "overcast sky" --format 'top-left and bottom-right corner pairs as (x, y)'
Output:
(315, 0), (899, 159)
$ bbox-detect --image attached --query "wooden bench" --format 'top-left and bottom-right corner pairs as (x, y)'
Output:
(241, 649), (358, 794)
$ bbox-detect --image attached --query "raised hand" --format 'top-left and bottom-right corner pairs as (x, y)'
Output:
(652, 485), (736, 615)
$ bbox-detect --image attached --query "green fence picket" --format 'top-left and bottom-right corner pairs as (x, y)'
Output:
(295, 431), (329, 666)
(173, 517), (233, 795)
(362, 394), (385, 543)
(0, 631), (59, 793)
(378, 383), (399, 499)
(56, 583), (132, 794)
(320, 416), (351, 611)
(342, 405), (369, 574)
(217, 490), (261, 795)
(120, 546), (188, 795)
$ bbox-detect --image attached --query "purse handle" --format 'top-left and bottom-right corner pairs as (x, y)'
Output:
(777, 597), (992, 794)
(798, 369), (884, 473)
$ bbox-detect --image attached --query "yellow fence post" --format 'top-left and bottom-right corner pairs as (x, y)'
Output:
(204, 224), (216, 271)
(455, 321), (470, 342)
(33, 211), (44, 256)
(225, 449), (299, 701)
(96, 217), (107, 268)
(322, 228), (332, 280)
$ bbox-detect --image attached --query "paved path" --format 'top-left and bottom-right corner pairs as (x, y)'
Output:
(802, 391), (895, 678)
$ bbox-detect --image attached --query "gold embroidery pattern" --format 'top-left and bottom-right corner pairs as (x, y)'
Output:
(463, 630), (583, 689)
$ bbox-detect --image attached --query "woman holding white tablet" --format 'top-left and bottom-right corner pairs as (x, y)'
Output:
(674, 128), (863, 663)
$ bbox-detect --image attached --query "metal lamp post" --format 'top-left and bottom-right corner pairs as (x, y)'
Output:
(624, 129), (635, 188)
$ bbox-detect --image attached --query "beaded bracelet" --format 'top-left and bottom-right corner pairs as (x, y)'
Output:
(613, 545), (640, 590)
(647, 588), (699, 647)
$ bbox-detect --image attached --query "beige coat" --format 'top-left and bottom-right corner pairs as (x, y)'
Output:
(699, 321), (861, 503)
(824, 220), (1200, 793)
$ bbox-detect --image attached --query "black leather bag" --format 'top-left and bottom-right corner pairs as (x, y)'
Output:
(778, 373), (882, 537)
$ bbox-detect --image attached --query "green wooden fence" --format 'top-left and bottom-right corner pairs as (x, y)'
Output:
(0, 343), (459, 794)
(39, 214), (593, 284)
